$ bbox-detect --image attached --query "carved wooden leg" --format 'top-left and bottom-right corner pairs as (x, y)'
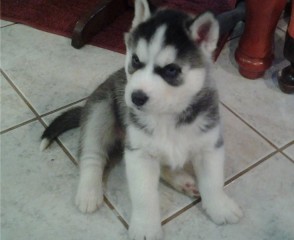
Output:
(71, 0), (128, 49)
(278, 1), (294, 94)
(235, 0), (287, 79)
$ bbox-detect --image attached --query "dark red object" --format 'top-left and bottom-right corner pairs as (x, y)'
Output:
(235, 0), (287, 79)
(1, 0), (235, 54)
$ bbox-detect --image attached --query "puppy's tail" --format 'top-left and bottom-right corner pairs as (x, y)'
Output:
(40, 107), (83, 151)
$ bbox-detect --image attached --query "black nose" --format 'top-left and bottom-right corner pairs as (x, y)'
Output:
(131, 90), (149, 107)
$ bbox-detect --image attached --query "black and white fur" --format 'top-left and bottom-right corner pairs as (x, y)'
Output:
(41, 1), (243, 239)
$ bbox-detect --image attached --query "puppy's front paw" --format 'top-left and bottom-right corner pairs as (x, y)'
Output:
(203, 193), (243, 225)
(128, 219), (163, 240)
(75, 181), (103, 213)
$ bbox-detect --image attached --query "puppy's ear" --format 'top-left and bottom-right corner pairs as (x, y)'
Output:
(187, 12), (219, 58)
(132, 0), (154, 28)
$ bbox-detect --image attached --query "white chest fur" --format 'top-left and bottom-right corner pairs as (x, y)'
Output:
(127, 114), (217, 169)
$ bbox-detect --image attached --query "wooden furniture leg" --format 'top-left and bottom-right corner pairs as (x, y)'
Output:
(278, 1), (294, 94)
(71, 0), (128, 49)
(235, 0), (287, 79)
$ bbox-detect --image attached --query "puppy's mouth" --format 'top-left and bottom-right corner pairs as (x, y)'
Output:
(132, 105), (145, 112)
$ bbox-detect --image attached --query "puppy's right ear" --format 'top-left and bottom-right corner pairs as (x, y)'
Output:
(131, 0), (153, 29)
(187, 12), (219, 59)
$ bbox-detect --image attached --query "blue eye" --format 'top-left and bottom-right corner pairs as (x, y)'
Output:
(163, 64), (181, 78)
(132, 54), (143, 69)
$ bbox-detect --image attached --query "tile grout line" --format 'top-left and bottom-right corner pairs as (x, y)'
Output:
(160, 103), (293, 227)
(39, 97), (88, 118)
(1, 70), (128, 228)
(1, 69), (43, 119)
(162, 149), (278, 226)
(220, 101), (280, 150)
(279, 140), (294, 163)
(97, 150), (281, 230)
(226, 33), (242, 42)
(50, 138), (79, 166)
(1, 69), (78, 166)
(161, 198), (201, 226)
(162, 139), (294, 225)
(224, 150), (278, 186)
(281, 151), (294, 164)
(1, 22), (17, 28)
(221, 102), (294, 163)
(279, 140), (294, 151)
(104, 196), (129, 229)
(0, 118), (38, 135)
(1, 71), (129, 226)
(1, 68), (87, 130)
(277, 26), (287, 33)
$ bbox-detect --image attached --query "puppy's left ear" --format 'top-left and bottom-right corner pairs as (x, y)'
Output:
(132, 0), (154, 29)
(188, 12), (219, 57)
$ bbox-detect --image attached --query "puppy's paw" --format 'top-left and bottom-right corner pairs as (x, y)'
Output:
(181, 181), (200, 198)
(129, 219), (163, 240)
(75, 181), (103, 213)
(203, 193), (243, 225)
(161, 168), (199, 198)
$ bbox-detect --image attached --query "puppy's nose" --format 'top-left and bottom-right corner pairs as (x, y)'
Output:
(131, 90), (149, 107)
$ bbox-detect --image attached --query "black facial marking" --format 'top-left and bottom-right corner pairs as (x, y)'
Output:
(154, 64), (183, 86)
(132, 10), (199, 59)
(132, 54), (144, 69)
(177, 88), (219, 127)
(128, 54), (145, 75)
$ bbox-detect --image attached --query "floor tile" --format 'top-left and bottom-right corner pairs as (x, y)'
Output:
(0, 73), (35, 131)
(228, 21), (244, 40)
(1, 121), (128, 240)
(219, 105), (274, 179)
(163, 153), (294, 240)
(1, 24), (125, 115)
(1, 20), (13, 27)
(214, 29), (294, 147)
(284, 143), (294, 160)
(277, 17), (289, 32)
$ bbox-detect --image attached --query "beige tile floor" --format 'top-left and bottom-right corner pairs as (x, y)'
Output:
(1, 17), (294, 240)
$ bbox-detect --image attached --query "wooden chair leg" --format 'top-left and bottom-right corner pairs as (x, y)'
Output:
(235, 0), (287, 79)
(71, 0), (128, 49)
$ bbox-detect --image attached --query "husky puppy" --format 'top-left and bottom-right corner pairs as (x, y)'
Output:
(41, 0), (243, 239)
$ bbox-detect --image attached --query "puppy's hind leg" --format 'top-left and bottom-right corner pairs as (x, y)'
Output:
(161, 166), (200, 198)
(75, 99), (116, 213)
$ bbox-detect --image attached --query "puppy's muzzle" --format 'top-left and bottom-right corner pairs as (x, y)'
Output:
(131, 90), (149, 107)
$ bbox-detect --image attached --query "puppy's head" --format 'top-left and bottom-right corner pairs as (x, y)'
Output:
(124, 0), (219, 114)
